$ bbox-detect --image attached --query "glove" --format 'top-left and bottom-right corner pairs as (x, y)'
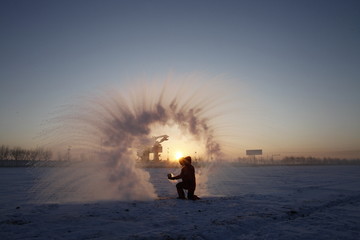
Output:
(167, 173), (173, 180)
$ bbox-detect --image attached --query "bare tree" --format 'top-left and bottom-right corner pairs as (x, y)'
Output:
(0, 145), (10, 160)
(39, 148), (52, 161)
(10, 147), (26, 160)
(0, 146), (54, 162)
(28, 148), (41, 161)
(23, 149), (32, 161)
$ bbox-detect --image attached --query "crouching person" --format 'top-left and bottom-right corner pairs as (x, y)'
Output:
(167, 156), (200, 200)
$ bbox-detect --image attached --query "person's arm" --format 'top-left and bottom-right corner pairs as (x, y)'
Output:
(168, 168), (184, 180)
(168, 174), (181, 180)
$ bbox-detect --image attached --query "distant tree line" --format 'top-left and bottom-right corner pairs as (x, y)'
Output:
(237, 155), (360, 165)
(279, 156), (360, 165)
(0, 145), (52, 161)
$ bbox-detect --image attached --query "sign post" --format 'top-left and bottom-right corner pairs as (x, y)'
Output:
(246, 149), (263, 163)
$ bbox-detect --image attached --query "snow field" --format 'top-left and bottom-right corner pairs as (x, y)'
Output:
(0, 165), (359, 240)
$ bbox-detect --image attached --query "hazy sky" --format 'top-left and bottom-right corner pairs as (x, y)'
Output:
(1, 0), (359, 158)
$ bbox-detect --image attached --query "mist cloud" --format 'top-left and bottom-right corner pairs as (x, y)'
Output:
(35, 75), (228, 202)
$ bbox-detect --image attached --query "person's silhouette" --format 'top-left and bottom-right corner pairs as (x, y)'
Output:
(168, 156), (199, 200)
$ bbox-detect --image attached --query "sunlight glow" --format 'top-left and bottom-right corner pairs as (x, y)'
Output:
(175, 151), (184, 160)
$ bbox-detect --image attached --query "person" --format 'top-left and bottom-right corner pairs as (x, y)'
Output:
(167, 156), (199, 200)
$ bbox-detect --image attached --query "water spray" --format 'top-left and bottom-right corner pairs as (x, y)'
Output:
(35, 74), (233, 202)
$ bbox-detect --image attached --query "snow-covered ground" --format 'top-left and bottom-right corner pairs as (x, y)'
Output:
(0, 165), (359, 240)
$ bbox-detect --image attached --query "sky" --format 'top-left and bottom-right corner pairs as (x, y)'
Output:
(1, 0), (359, 158)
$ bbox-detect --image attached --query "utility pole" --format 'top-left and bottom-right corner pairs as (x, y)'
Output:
(67, 146), (71, 161)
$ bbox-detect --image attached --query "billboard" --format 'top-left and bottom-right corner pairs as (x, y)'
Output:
(246, 149), (262, 156)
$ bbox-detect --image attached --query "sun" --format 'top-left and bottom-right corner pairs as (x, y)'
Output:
(175, 151), (184, 160)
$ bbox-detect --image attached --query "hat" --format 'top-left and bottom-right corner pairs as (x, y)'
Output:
(181, 156), (192, 165)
